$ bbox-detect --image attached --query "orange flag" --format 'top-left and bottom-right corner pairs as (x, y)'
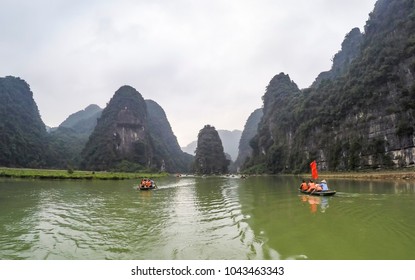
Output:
(310, 160), (318, 179)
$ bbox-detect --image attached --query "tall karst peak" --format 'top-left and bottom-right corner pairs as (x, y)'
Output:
(81, 85), (152, 171)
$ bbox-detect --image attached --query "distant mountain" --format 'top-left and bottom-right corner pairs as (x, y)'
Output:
(182, 129), (242, 161)
(234, 108), (263, 171)
(181, 141), (197, 156)
(47, 104), (102, 169)
(0, 76), (49, 167)
(193, 125), (229, 174)
(59, 104), (102, 134)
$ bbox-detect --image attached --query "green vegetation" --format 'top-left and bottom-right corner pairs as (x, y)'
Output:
(2, 0), (414, 176)
(0, 167), (167, 180)
(243, 0), (415, 174)
(0, 76), (49, 168)
(81, 85), (150, 171)
(194, 125), (229, 174)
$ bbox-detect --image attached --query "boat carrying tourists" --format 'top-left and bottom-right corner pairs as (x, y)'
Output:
(138, 178), (157, 190)
(299, 179), (336, 196)
(298, 161), (336, 196)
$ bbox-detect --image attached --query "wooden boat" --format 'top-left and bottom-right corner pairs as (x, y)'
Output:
(300, 189), (336, 196)
(138, 185), (157, 190)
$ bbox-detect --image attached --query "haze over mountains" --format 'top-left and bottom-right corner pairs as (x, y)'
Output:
(1, 0), (415, 174)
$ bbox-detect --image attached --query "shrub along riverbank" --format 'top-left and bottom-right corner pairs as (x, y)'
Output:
(0, 167), (168, 180)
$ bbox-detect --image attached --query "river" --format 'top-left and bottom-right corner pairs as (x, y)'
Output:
(1, 175), (414, 260)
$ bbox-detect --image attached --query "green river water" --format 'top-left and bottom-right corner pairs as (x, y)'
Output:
(1, 175), (414, 260)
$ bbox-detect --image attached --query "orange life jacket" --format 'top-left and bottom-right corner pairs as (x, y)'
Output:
(300, 183), (308, 191)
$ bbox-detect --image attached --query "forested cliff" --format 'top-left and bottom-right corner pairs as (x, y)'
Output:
(244, 0), (415, 173)
(194, 125), (229, 174)
(0, 76), (49, 167)
(2, 0), (414, 175)
(80, 86), (193, 172)
(0, 78), (192, 173)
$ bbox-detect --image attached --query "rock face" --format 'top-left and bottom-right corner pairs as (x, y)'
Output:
(244, 0), (415, 173)
(81, 85), (152, 171)
(80, 87), (193, 172)
(114, 106), (147, 157)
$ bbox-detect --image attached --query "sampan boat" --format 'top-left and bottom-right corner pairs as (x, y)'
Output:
(300, 189), (336, 196)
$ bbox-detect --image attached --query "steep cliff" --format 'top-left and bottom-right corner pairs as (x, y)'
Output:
(0, 76), (49, 167)
(146, 99), (193, 173)
(234, 108), (263, 171)
(81, 86), (152, 171)
(194, 125), (229, 174)
(245, 0), (415, 173)
(311, 27), (364, 88)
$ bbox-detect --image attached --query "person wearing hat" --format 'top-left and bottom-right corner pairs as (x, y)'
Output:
(320, 180), (329, 191)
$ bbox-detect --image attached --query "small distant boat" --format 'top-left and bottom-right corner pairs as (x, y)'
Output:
(300, 189), (336, 196)
(137, 179), (157, 190)
(138, 185), (157, 191)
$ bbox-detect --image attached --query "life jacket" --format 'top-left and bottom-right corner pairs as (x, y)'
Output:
(300, 183), (308, 191)
(308, 182), (316, 190)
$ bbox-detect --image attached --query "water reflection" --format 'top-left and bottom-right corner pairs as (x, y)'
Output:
(2, 176), (415, 260)
(300, 195), (330, 213)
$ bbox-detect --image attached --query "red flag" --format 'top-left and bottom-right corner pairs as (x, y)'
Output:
(310, 160), (318, 179)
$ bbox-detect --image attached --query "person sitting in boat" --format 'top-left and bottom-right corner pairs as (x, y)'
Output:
(140, 178), (150, 188)
(307, 180), (316, 192)
(300, 180), (308, 191)
(145, 179), (152, 188)
(314, 183), (323, 192)
(319, 180), (329, 191)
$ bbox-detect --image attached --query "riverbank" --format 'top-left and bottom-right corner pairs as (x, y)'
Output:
(0, 167), (167, 180)
(299, 168), (415, 181)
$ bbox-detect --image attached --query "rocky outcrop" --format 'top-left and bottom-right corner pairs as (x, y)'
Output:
(81, 85), (152, 171)
(182, 129), (242, 161)
(194, 125), (229, 174)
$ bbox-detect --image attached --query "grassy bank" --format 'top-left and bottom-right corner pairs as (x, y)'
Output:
(0, 167), (168, 180)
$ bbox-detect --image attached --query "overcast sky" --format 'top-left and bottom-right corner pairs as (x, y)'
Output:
(1, 0), (377, 147)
